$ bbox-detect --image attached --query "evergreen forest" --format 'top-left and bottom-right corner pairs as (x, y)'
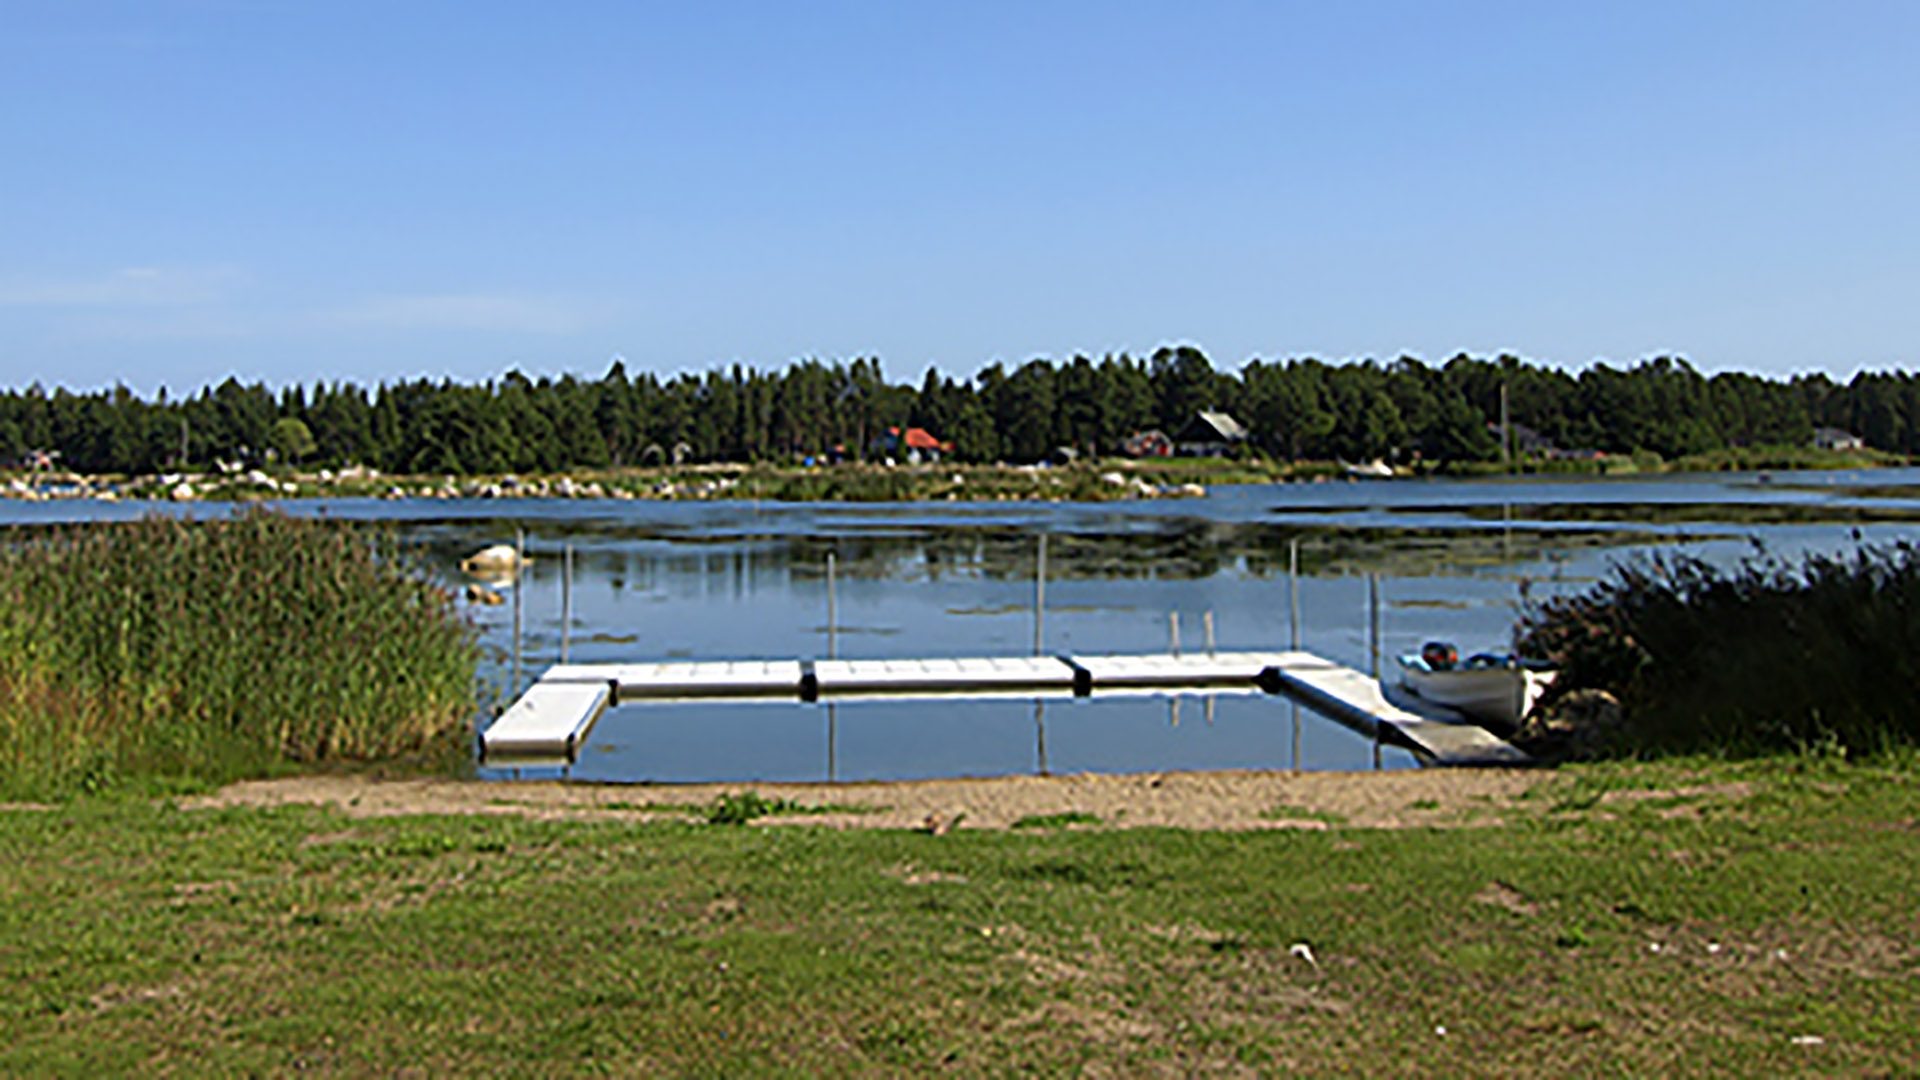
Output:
(2, 347), (1914, 475)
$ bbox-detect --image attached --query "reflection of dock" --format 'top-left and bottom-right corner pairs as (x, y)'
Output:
(481, 651), (1528, 768)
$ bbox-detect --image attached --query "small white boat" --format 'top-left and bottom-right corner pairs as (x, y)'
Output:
(1395, 642), (1554, 727)
(1342, 459), (1395, 478)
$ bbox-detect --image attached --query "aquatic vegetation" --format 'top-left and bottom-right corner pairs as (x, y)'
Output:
(1518, 544), (1920, 758)
(0, 510), (478, 798)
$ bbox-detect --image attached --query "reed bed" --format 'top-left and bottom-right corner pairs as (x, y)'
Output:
(0, 510), (477, 798)
(1517, 543), (1920, 758)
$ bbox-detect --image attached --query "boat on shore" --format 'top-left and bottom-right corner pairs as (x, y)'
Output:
(1395, 641), (1554, 727)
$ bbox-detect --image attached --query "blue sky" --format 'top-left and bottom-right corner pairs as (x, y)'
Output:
(2, 1), (1916, 393)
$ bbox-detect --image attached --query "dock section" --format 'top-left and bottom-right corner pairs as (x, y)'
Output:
(1073, 651), (1299, 693)
(482, 650), (1530, 767)
(480, 681), (612, 761)
(1262, 652), (1531, 766)
(812, 656), (1078, 699)
(541, 660), (805, 701)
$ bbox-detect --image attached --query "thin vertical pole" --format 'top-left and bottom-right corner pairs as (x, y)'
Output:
(1204, 695), (1215, 726)
(1288, 540), (1301, 651)
(1203, 610), (1215, 656)
(1034, 699), (1048, 776)
(1033, 534), (1046, 657)
(1368, 573), (1382, 679)
(826, 551), (838, 660)
(1169, 696), (1181, 727)
(827, 702), (838, 782)
(1169, 611), (1181, 657)
(511, 527), (525, 694)
(826, 550), (839, 781)
(560, 542), (573, 663)
(1290, 702), (1302, 773)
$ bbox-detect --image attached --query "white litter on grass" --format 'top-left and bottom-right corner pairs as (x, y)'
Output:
(1706, 941), (1723, 954)
(1288, 942), (1318, 968)
(1773, 948), (1790, 961)
(1647, 942), (1664, 954)
(1791, 1035), (1825, 1047)
(1434, 1025), (1448, 1037)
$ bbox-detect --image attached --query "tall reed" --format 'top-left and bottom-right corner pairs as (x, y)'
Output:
(0, 510), (477, 797)
(1517, 543), (1920, 758)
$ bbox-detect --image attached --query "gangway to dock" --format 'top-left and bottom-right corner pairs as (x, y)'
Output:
(481, 649), (1528, 768)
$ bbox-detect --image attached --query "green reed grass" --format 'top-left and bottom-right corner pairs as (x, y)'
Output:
(0, 510), (478, 798)
(1518, 542), (1920, 758)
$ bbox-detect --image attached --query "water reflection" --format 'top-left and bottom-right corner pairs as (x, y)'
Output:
(7, 470), (1920, 780)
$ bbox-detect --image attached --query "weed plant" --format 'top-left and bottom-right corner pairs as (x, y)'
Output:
(1518, 542), (1920, 757)
(0, 510), (477, 798)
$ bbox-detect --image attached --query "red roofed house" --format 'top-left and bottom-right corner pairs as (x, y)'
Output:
(875, 426), (955, 464)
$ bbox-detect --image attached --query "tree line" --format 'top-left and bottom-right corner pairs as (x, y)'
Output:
(2, 348), (1915, 475)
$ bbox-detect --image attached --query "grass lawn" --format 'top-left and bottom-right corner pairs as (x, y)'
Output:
(3, 757), (1916, 1075)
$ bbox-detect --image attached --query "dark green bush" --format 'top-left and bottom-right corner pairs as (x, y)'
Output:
(1517, 543), (1920, 758)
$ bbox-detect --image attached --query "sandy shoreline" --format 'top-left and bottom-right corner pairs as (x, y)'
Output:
(186, 767), (1548, 831)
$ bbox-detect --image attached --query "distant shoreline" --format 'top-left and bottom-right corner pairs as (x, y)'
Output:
(0, 448), (1900, 505)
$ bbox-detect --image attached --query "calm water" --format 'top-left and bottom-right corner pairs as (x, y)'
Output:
(8, 467), (1917, 781)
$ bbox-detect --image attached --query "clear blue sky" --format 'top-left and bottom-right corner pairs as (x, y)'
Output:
(2, 1), (1916, 394)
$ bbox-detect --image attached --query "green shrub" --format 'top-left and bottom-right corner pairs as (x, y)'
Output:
(0, 510), (478, 798)
(1517, 543), (1920, 758)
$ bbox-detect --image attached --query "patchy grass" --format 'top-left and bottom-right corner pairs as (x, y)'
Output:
(1261, 804), (1349, 827)
(1, 757), (1917, 1074)
(1009, 811), (1103, 830)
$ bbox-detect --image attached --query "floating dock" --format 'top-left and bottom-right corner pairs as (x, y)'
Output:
(480, 681), (612, 762)
(1262, 652), (1532, 766)
(481, 649), (1528, 767)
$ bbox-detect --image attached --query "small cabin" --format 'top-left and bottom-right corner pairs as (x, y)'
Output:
(1812, 427), (1865, 452)
(1173, 412), (1248, 457)
(874, 426), (954, 464)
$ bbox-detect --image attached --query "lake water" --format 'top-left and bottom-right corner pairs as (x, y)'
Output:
(8, 467), (1917, 781)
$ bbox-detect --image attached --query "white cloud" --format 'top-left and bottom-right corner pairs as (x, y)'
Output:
(0, 265), (246, 308)
(323, 293), (590, 335)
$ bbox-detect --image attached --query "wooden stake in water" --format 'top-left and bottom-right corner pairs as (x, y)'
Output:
(560, 542), (573, 664)
(826, 551), (838, 660)
(1368, 573), (1382, 679)
(826, 550), (840, 781)
(1034, 698), (1049, 776)
(1203, 610), (1215, 656)
(1169, 611), (1181, 657)
(1291, 701), (1302, 773)
(511, 527), (525, 693)
(1033, 534), (1046, 657)
(1289, 539), (1301, 650)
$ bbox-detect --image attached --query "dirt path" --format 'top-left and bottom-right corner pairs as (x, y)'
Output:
(186, 767), (1546, 831)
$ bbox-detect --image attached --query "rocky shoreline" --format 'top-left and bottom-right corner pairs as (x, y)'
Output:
(0, 462), (1228, 505)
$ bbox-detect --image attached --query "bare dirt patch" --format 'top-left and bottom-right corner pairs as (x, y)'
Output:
(183, 768), (1547, 831)
(1473, 881), (1542, 917)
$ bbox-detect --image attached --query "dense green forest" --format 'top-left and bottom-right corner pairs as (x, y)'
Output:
(1, 348), (1913, 475)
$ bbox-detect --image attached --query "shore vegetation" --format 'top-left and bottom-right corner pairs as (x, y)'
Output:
(0, 510), (477, 800)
